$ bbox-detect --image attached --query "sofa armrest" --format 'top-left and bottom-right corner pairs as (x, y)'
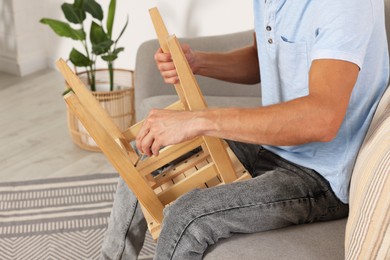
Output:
(344, 85), (390, 259)
(134, 30), (261, 119)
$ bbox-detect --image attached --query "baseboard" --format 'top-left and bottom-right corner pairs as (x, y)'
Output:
(0, 56), (20, 76)
(0, 54), (48, 76)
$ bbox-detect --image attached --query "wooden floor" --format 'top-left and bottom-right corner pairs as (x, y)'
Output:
(0, 70), (115, 182)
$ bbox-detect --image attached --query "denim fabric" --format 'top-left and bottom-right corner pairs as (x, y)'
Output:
(101, 141), (348, 260)
(101, 178), (147, 260)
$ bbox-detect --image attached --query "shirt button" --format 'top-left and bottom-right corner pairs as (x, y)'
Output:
(266, 26), (272, 31)
(268, 38), (273, 44)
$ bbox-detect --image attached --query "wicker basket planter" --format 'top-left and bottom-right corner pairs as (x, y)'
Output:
(66, 69), (135, 152)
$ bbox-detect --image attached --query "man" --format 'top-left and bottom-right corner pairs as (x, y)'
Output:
(101, 0), (389, 259)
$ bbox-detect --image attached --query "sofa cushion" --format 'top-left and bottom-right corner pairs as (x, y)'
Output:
(204, 218), (347, 260)
(137, 95), (261, 121)
(345, 86), (390, 260)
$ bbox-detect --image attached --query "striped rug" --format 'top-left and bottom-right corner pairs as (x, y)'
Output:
(0, 173), (156, 259)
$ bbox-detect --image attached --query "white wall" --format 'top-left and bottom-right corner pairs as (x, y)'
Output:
(1, 0), (254, 75)
(0, 0), (17, 74)
(0, 0), (47, 76)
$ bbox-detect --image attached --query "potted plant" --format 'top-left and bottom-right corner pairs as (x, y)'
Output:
(40, 0), (135, 151)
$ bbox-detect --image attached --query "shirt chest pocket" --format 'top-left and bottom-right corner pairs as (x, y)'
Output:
(276, 37), (309, 101)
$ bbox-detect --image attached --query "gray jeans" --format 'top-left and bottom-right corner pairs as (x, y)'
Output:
(100, 141), (348, 260)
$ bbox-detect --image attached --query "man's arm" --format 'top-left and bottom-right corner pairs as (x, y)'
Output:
(197, 59), (359, 145)
(155, 34), (260, 85)
(136, 59), (359, 156)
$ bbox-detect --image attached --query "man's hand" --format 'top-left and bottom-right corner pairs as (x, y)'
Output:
(154, 44), (197, 84)
(154, 34), (260, 85)
(136, 109), (201, 156)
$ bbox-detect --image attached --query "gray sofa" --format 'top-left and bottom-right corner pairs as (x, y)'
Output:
(134, 2), (390, 259)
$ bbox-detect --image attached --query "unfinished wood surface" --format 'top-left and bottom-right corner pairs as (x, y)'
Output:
(140, 204), (162, 240)
(137, 7), (251, 238)
(149, 7), (188, 110)
(56, 59), (139, 165)
(166, 35), (238, 184)
(63, 92), (165, 224)
(56, 62), (165, 224)
(152, 151), (210, 187)
(165, 35), (207, 110)
(157, 163), (218, 205)
(150, 7), (238, 184)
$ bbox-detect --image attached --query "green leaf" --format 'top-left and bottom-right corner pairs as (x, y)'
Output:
(90, 21), (109, 44)
(114, 15), (128, 44)
(69, 48), (92, 67)
(113, 47), (124, 55)
(102, 47), (123, 62)
(40, 18), (85, 40)
(92, 40), (113, 55)
(74, 0), (83, 8)
(90, 22), (113, 54)
(106, 0), (116, 39)
(61, 3), (86, 24)
(83, 0), (103, 21)
(101, 53), (118, 62)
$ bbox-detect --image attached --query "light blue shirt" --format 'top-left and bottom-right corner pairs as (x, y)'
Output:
(253, 0), (389, 203)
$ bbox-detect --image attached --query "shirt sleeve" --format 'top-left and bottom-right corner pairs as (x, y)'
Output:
(310, 1), (374, 68)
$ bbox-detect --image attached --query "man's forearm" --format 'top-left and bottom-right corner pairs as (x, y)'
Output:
(194, 96), (339, 146)
(193, 44), (260, 85)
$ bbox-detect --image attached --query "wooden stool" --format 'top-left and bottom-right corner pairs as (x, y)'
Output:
(57, 7), (251, 240)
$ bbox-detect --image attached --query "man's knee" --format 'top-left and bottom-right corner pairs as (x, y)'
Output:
(164, 189), (203, 222)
